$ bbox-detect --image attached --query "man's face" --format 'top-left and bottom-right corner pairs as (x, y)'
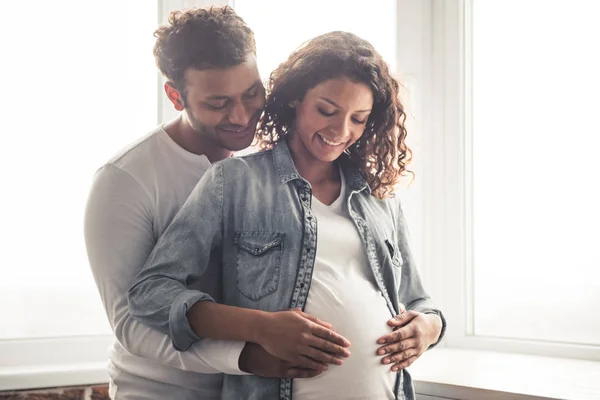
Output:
(181, 54), (265, 152)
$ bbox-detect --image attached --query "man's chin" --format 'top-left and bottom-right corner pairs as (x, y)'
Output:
(221, 136), (255, 153)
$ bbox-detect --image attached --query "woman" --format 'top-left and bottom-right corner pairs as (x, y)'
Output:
(129, 31), (445, 400)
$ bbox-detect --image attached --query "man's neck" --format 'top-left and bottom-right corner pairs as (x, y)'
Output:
(164, 116), (232, 163)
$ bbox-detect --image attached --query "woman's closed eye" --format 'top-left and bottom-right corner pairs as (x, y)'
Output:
(243, 89), (258, 100)
(317, 107), (368, 125)
(317, 107), (335, 117)
(351, 117), (367, 125)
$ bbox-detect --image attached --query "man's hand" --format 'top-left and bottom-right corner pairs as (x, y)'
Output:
(253, 308), (351, 370)
(239, 342), (325, 379)
(375, 306), (442, 372)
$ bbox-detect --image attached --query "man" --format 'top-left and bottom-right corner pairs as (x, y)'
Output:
(84, 7), (324, 399)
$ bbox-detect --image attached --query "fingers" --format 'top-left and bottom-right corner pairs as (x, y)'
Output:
(376, 334), (421, 372)
(308, 329), (352, 358)
(294, 355), (328, 371)
(304, 345), (344, 365)
(311, 324), (351, 348)
(391, 355), (418, 371)
(382, 347), (419, 370)
(286, 367), (324, 379)
(295, 311), (351, 363)
(299, 311), (333, 330)
(307, 335), (352, 358)
(387, 309), (417, 328)
(376, 337), (417, 356)
(377, 323), (414, 345)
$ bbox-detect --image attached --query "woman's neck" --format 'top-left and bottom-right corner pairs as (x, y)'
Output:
(287, 135), (339, 187)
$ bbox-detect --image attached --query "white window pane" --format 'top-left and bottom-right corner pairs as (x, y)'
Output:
(472, 0), (600, 345)
(0, 0), (158, 339)
(233, 0), (397, 83)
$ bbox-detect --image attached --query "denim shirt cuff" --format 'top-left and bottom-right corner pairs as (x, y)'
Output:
(424, 309), (447, 349)
(169, 290), (215, 351)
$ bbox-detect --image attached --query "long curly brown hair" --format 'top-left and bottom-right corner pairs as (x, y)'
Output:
(256, 31), (411, 199)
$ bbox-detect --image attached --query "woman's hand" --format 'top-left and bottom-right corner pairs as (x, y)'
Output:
(254, 308), (351, 371)
(375, 306), (442, 372)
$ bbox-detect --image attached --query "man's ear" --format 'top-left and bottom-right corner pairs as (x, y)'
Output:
(165, 82), (184, 111)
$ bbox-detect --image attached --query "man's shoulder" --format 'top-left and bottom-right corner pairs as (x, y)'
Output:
(103, 127), (165, 173)
(92, 126), (172, 188)
(89, 127), (168, 202)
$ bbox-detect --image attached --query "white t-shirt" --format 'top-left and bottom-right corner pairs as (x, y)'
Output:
(84, 126), (246, 400)
(292, 174), (397, 400)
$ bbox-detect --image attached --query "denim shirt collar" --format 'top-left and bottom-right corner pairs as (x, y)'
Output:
(272, 140), (371, 195)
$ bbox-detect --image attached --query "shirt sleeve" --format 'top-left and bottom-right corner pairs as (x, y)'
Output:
(127, 163), (226, 352)
(394, 196), (447, 347)
(85, 163), (247, 374)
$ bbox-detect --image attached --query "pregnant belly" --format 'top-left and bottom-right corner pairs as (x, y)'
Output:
(292, 279), (397, 400)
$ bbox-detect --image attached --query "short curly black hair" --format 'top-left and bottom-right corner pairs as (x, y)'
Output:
(257, 31), (411, 199)
(153, 6), (255, 95)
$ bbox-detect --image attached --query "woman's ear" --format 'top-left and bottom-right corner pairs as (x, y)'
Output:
(288, 99), (299, 108)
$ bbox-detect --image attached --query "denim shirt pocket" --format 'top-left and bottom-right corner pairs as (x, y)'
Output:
(233, 231), (284, 301)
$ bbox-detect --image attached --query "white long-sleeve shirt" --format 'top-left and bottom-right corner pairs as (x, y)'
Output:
(84, 126), (246, 399)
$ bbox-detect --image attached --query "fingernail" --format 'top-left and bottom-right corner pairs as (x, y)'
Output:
(392, 367), (398, 372)
(383, 358), (390, 364)
(377, 338), (386, 344)
(377, 349), (385, 355)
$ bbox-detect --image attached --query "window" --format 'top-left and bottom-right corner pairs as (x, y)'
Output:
(0, 0), (162, 390)
(0, 0), (157, 341)
(431, 0), (600, 360)
(471, 0), (600, 346)
(232, 0), (397, 84)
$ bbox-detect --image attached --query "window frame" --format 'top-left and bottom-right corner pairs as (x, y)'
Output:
(427, 0), (600, 361)
(0, 337), (112, 391)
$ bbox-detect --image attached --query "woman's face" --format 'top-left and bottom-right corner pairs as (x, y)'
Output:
(290, 76), (373, 164)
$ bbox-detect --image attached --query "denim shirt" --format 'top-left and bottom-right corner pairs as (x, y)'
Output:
(128, 140), (446, 400)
